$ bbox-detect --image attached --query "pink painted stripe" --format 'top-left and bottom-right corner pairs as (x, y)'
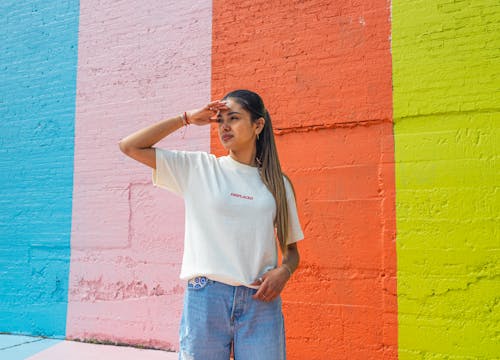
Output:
(67, 0), (212, 351)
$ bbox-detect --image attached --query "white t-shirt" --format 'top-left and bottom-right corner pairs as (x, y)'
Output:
(152, 148), (304, 288)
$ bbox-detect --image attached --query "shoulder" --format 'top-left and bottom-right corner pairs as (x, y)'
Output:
(181, 149), (216, 161)
(282, 173), (297, 199)
(282, 174), (291, 186)
(155, 149), (219, 175)
(156, 148), (215, 162)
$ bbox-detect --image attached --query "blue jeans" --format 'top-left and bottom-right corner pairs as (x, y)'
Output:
(179, 277), (286, 360)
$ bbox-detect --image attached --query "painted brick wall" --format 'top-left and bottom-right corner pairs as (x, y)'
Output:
(392, 0), (499, 358)
(0, 0), (80, 337)
(65, 0), (212, 352)
(211, 1), (397, 359)
(3, 0), (497, 358)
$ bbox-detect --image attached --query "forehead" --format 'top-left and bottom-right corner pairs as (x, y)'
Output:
(220, 98), (247, 115)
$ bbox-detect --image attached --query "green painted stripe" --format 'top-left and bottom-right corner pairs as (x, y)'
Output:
(392, 0), (500, 358)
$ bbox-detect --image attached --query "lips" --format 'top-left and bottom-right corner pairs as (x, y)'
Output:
(222, 134), (233, 142)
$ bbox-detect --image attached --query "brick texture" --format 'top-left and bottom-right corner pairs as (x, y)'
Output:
(0, 0), (80, 337)
(65, 0), (212, 351)
(211, 1), (396, 359)
(392, 0), (500, 358)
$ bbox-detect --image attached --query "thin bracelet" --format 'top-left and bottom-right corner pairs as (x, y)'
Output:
(281, 263), (293, 277)
(182, 111), (190, 125)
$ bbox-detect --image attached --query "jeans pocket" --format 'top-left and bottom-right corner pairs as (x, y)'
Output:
(187, 276), (210, 290)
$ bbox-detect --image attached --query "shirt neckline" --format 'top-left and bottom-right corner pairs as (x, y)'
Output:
(223, 155), (260, 173)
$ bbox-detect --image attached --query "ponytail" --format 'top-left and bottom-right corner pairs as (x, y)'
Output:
(256, 109), (294, 256)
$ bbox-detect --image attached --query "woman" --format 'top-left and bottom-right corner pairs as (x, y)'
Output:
(119, 89), (304, 359)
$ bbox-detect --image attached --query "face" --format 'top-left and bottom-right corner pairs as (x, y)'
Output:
(216, 98), (263, 152)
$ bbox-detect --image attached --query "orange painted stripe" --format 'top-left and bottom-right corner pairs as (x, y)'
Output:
(211, 1), (396, 358)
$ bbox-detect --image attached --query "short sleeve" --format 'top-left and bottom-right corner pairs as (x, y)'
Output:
(152, 148), (195, 196)
(284, 176), (304, 245)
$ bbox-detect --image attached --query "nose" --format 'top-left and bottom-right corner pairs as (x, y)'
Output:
(219, 117), (231, 131)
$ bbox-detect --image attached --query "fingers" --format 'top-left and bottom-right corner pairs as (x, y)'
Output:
(251, 277), (266, 301)
(205, 101), (229, 123)
(251, 277), (278, 302)
(207, 100), (229, 112)
(249, 276), (264, 286)
(208, 110), (221, 122)
(254, 288), (277, 302)
(187, 100), (229, 125)
(252, 287), (267, 301)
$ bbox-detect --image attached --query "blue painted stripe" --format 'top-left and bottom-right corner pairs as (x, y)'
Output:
(0, 0), (80, 337)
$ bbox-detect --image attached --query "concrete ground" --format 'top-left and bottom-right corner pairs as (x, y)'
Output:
(0, 334), (178, 360)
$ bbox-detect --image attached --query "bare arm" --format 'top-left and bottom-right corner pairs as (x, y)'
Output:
(118, 115), (184, 169)
(282, 242), (300, 275)
(118, 100), (229, 169)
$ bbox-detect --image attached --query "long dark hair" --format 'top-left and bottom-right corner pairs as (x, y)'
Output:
(222, 89), (296, 255)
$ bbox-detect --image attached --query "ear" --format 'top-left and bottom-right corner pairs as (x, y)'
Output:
(255, 116), (265, 134)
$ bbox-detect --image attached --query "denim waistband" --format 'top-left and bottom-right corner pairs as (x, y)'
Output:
(187, 276), (258, 291)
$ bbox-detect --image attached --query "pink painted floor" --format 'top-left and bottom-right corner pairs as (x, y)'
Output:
(0, 334), (178, 360)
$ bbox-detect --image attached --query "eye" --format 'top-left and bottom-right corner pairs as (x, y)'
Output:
(216, 116), (238, 123)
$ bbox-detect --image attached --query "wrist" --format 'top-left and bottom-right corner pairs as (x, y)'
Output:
(181, 111), (190, 126)
(280, 263), (293, 278)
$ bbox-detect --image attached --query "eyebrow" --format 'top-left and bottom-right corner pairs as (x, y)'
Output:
(218, 111), (241, 116)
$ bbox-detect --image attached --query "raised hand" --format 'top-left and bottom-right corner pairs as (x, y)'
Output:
(186, 100), (230, 126)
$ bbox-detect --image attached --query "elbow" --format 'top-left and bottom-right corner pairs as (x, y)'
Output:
(118, 140), (131, 154)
